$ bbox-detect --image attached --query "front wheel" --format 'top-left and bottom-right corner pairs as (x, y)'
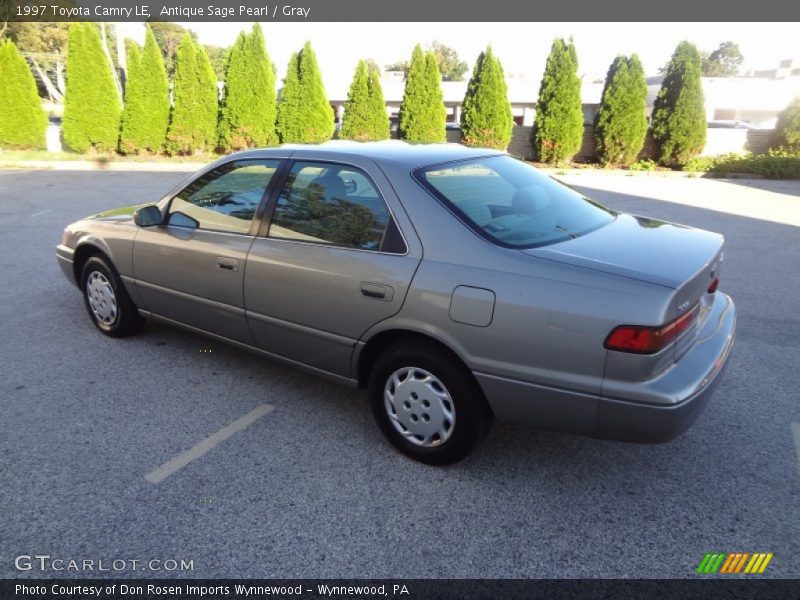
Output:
(81, 254), (143, 337)
(369, 340), (492, 465)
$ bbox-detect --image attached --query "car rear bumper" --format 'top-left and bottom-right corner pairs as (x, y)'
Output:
(56, 244), (76, 286)
(596, 292), (736, 442)
(476, 292), (736, 443)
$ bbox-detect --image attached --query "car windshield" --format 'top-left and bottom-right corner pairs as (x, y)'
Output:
(417, 155), (615, 248)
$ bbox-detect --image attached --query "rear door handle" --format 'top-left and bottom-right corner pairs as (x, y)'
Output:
(360, 282), (393, 301)
(217, 257), (239, 272)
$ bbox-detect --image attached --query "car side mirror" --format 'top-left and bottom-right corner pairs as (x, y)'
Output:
(133, 205), (163, 227)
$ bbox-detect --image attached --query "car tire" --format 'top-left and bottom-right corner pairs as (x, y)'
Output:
(369, 340), (492, 465)
(80, 254), (143, 337)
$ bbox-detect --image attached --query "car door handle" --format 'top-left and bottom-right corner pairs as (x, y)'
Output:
(360, 282), (393, 301)
(217, 257), (239, 272)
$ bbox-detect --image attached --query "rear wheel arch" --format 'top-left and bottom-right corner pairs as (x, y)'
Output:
(357, 330), (489, 407)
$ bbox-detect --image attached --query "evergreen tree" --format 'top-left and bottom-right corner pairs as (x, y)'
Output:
(166, 34), (218, 154)
(124, 41), (142, 88)
(771, 96), (800, 154)
(594, 54), (648, 165)
(398, 45), (446, 143)
(0, 40), (48, 149)
(341, 60), (389, 141)
(118, 27), (169, 154)
(460, 47), (514, 150)
(194, 43), (219, 152)
(62, 23), (121, 153)
(366, 67), (390, 140)
(651, 41), (707, 166)
(276, 52), (302, 142)
(217, 24), (278, 151)
(532, 38), (584, 164)
(276, 42), (334, 143)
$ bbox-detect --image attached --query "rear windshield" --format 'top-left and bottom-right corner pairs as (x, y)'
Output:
(416, 155), (615, 248)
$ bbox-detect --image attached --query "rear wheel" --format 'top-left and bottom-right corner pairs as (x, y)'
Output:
(80, 255), (143, 337)
(369, 340), (492, 465)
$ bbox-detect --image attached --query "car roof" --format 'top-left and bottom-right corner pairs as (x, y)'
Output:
(228, 140), (505, 170)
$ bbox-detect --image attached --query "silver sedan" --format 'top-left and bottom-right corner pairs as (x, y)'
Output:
(56, 142), (736, 464)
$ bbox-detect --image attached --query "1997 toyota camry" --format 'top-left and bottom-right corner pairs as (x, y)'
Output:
(56, 142), (736, 464)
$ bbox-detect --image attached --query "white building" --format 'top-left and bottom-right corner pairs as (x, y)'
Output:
(322, 73), (799, 130)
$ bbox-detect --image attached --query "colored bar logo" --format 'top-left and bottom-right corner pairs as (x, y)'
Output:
(696, 552), (773, 574)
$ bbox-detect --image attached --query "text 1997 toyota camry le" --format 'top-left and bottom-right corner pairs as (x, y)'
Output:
(56, 142), (736, 464)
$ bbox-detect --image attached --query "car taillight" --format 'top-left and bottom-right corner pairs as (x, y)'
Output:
(604, 304), (699, 354)
(707, 277), (719, 293)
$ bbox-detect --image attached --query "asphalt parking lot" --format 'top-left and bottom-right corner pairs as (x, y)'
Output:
(1, 168), (799, 579)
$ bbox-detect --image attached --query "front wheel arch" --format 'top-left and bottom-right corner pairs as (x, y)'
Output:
(72, 243), (110, 287)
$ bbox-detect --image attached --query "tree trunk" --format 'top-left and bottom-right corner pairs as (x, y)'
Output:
(31, 57), (63, 102)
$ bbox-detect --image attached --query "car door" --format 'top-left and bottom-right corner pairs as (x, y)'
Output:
(133, 158), (283, 343)
(244, 157), (422, 378)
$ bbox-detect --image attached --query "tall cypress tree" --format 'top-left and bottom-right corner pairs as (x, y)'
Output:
(276, 52), (302, 142)
(63, 23), (121, 153)
(276, 42), (334, 143)
(532, 38), (584, 164)
(119, 26), (169, 154)
(652, 41), (706, 166)
(594, 54), (648, 165)
(0, 40), (48, 149)
(366, 67), (390, 140)
(771, 96), (800, 153)
(398, 45), (446, 143)
(125, 41), (142, 88)
(217, 24), (278, 151)
(341, 60), (377, 141)
(165, 33), (199, 155)
(424, 51), (447, 142)
(460, 47), (513, 150)
(194, 43), (219, 152)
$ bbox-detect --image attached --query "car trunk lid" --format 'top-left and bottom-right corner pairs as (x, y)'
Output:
(522, 213), (723, 291)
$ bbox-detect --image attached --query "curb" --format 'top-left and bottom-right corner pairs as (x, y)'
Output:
(0, 159), (769, 180)
(0, 159), (206, 172)
(537, 167), (765, 179)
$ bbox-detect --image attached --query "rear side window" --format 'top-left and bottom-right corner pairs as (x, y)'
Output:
(268, 161), (393, 251)
(417, 156), (615, 248)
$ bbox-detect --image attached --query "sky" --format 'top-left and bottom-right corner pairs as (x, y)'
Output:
(116, 21), (800, 86)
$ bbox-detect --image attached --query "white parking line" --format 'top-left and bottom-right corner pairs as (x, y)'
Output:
(30, 209), (50, 217)
(793, 423), (800, 480)
(145, 403), (274, 484)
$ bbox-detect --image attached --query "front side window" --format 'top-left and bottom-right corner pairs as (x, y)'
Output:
(417, 156), (615, 248)
(168, 160), (280, 234)
(268, 161), (391, 250)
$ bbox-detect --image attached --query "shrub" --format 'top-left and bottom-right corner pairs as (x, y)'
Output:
(532, 38), (584, 164)
(0, 40), (48, 149)
(397, 45), (446, 143)
(276, 42), (334, 144)
(771, 96), (800, 154)
(683, 151), (800, 179)
(341, 60), (389, 141)
(366, 66), (390, 140)
(118, 27), (169, 154)
(165, 34), (215, 154)
(62, 23), (121, 153)
(460, 47), (513, 150)
(218, 24), (278, 151)
(629, 158), (657, 171)
(651, 41), (706, 166)
(594, 54), (648, 166)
